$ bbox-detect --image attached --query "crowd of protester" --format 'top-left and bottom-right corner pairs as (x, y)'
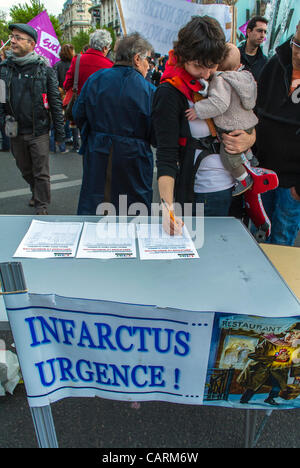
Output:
(0, 15), (299, 245)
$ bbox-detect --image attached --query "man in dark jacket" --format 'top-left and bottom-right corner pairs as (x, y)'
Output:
(238, 16), (268, 82)
(0, 23), (65, 215)
(255, 21), (300, 245)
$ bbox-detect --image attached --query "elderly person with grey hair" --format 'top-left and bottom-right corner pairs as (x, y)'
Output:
(64, 29), (113, 95)
(73, 32), (156, 215)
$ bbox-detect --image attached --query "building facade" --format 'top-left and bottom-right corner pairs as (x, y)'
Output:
(59, 0), (93, 43)
(59, 0), (121, 42)
(89, 0), (121, 36)
(89, 1), (101, 28)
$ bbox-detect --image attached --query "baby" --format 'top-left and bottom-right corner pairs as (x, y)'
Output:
(186, 43), (258, 196)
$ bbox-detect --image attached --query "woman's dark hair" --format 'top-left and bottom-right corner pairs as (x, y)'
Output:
(173, 16), (226, 67)
(59, 43), (75, 62)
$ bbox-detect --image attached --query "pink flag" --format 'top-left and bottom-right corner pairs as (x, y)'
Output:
(28, 11), (61, 67)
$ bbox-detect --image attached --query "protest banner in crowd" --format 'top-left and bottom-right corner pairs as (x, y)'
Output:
(28, 11), (61, 67)
(116, 0), (232, 55)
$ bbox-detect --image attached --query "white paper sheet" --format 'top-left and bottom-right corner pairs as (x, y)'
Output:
(13, 220), (83, 258)
(136, 224), (199, 260)
(76, 222), (136, 259)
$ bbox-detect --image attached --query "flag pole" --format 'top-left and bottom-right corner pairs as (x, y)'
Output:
(0, 38), (11, 52)
(115, 0), (127, 36)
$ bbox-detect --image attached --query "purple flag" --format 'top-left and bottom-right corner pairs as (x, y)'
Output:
(239, 21), (249, 37)
(28, 11), (61, 67)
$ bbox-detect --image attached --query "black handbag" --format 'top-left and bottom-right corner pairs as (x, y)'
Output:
(65, 54), (81, 121)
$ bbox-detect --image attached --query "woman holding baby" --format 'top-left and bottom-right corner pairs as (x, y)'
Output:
(152, 16), (256, 234)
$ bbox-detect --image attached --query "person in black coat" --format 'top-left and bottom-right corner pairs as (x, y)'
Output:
(151, 65), (162, 87)
(255, 22), (300, 245)
(0, 23), (65, 214)
(152, 16), (256, 234)
(238, 16), (268, 82)
(53, 43), (75, 89)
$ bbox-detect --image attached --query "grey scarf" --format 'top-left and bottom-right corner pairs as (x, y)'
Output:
(7, 50), (48, 67)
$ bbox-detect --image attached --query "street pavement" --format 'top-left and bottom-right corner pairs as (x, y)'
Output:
(0, 148), (82, 216)
(0, 147), (299, 449)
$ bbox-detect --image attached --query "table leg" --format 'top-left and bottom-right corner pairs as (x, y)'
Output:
(30, 405), (59, 448)
(245, 409), (273, 448)
(245, 409), (258, 448)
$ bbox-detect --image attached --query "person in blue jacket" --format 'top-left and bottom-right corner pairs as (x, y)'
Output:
(73, 32), (156, 215)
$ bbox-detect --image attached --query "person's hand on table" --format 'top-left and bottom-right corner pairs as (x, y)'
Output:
(161, 201), (184, 236)
(158, 176), (184, 236)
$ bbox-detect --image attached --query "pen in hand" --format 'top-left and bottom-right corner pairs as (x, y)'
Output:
(161, 198), (177, 225)
(161, 199), (184, 235)
(161, 198), (184, 226)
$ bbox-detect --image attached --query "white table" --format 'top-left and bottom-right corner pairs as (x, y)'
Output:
(0, 215), (299, 448)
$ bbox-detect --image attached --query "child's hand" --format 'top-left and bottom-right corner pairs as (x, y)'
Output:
(185, 108), (197, 121)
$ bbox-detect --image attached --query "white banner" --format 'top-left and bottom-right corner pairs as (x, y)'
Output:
(5, 293), (300, 410)
(6, 293), (214, 407)
(117, 0), (232, 55)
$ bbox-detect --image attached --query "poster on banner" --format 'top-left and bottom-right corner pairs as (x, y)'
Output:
(28, 11), (61, 67)
(4, 293), (300, 410)
(116, 0), (232, 56)
(205, 314), (300, 409)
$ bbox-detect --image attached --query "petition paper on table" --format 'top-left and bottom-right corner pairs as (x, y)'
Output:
(13, 220), (83, 258)
(136, 224), (199, 260)
(76, 222), (136, 259)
